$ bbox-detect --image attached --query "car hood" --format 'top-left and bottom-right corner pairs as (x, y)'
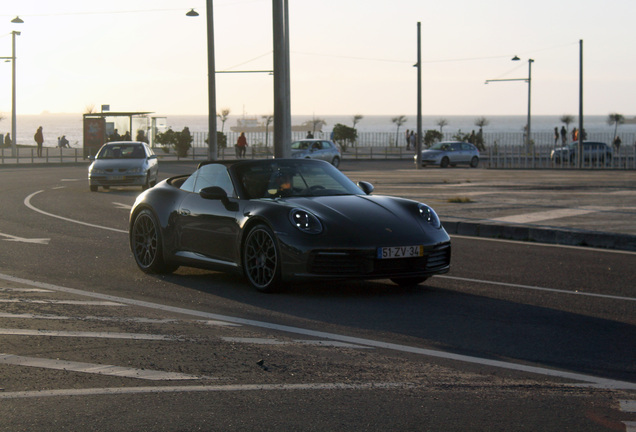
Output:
(419, 149), (443, 157)
(91, 159), (146, 170)
(280, 194), (448, 245)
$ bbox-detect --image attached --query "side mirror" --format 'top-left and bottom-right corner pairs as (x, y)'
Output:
(357, 181), (374, 195)
(200, 186), (228, 201)
(88, 155), (95, 161)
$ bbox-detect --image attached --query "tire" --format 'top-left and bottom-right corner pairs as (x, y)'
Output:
(243, 224), (283, 293)
(331, 156), (340, 168)
(90, 185), (98, 192)
(470, 156), (479, 168)
(390, 277), (428, 287)
(131, 209), (177, 274)
(440, 157), (450, 168)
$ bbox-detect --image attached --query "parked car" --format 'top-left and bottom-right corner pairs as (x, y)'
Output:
(414, 141), (480, 168)
(129, 159), (451, 292)
(550, 141), (613, 164)
(290, 139), (341, 167)
(88, 141), (159, 192)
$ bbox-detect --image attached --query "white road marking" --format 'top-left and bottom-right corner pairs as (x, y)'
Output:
(0, 382), (409, 399)
(0, 299), (125, 306)
(0, 353), (205, 381)
(24, 190), (127, 233)
(113, 202), (132, 210)
(622, 400), (636, 412)
(0, 312), (241, 327)
(436, 275), (636, 302)
(0, 272), (633, 390)
(222, 337), (372, 348)
(450, 234), (636, 255)
(491, 208), (595, 224)
(0, 328), (179, 341)
(0, 231), (50, 245)
(0, 288), (52, 292)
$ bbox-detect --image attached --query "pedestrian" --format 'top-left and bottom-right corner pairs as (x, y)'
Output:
(34, 126), (44, 157)
(571, 128), (578, 142)
(554, 127), (559, 146)
(60, 135), (70, 148)
(405, 129), (410, 149)
(4, 133), (11, 148)
(409, 131), (415, 150)
(236, 132), (248, 158)
(560, 126), (567, 145)
(306, 131), (314, 139)
(613, 135), (622, 151)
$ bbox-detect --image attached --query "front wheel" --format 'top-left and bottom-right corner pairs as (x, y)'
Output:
(243, 224), (283, 293)
(131, 209), (177, 274)
(440, 157), (450, 168)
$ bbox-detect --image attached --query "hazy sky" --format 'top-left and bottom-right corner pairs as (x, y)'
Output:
(0, 0), (634, 117)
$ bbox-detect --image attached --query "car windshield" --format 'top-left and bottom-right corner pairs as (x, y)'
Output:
(97, 144), (146, 159)
(429, 142), (451, 151)
(234, 160), (364, 199)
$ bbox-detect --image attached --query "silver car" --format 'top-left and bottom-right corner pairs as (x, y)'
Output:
(291, 139), (341, 167)
(88, 141), (159, 192)
(415, 141), (480, 168)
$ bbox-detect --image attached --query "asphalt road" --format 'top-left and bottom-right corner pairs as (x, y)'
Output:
(0, 162), (634, 431)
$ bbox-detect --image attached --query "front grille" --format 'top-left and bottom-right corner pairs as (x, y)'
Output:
(308, 243), (450, 276)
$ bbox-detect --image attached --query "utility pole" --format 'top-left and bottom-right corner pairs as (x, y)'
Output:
(415, 22), (422, 169)
(578, 39), (583, 168)
(273, 0), (291, 158)
(205, 0), (217, 160)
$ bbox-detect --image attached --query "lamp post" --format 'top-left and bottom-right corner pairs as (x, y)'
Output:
(2, 19), (22, 156)
(186, 5), (217, 160)
(485, 56), (534, 153)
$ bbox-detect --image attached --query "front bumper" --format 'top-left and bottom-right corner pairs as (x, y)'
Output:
(89, 174), (146, 187)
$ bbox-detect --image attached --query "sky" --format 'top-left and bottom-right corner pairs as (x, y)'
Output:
(0, 0), (634, 118)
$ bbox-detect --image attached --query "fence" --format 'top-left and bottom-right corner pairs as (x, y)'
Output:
(2, 131), (635, 170)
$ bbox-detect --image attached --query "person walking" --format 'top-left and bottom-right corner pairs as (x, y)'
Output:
(560, 126), (567, 145)
(34, 126), (44, 157)
(554, 127), (559, 146)
(3, 133), (11, 148)
(236, 132), (248, 158)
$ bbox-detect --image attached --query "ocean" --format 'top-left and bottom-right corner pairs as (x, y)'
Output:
(3, 113), (635, 148)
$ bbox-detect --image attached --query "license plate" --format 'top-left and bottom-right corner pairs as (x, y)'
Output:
(110, 175), (124, 180)
(377, 245), (423, 259)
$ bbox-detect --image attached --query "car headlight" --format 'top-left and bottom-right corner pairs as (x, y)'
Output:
(90, 168), (104, 174)
(418, 203), (441, 229)
(289, 208), (323, 234)
(128, 166), (144, 173)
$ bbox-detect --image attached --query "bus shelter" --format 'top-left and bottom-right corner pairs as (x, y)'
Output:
(83, 111), (153, 158)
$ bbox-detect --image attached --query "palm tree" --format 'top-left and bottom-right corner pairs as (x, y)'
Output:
(391, 115), (407, 147)
(436, 118), (448, 134)
(607, 113), (625, 138)
(262, 114), (273, 148)
(311, 117), (327, 134)
(217, 108), (231, 133)
(352, 114), (363, 128)
(560, 114), (575, 134)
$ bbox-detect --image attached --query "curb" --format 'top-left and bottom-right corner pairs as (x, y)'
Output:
(442, 220), (636, 252)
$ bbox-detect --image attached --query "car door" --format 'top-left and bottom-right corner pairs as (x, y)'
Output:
(176, 164), (240, 264)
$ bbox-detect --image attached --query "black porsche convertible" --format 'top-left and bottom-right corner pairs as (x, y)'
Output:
(129, 159), (451, 292)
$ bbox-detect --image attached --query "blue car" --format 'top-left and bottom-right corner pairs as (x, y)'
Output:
(415, 141), (480, 168)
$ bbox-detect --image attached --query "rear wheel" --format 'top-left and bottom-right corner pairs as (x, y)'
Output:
(331, 156), (340, 168)
(440, 157), (450, 168)
(243, 224), (283, 293)
(470, 156), (479, 168)
(131, 209), (177, 274)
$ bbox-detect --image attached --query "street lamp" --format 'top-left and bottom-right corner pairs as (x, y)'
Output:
(186, 4), (217, 160)
(1, 19), (23, 157)
(485, 56), (534, 152)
